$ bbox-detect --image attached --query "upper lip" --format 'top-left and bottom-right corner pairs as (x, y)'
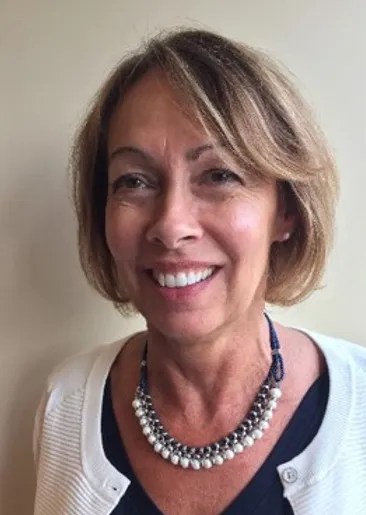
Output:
(143, 261), (219, 274)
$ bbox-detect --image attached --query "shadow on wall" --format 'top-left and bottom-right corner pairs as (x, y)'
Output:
(0, 149), (103, 514)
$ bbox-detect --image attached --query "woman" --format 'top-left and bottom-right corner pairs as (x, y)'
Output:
(33, 29), (366, 514)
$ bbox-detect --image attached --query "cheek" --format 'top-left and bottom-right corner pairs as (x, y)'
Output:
(105, 204), (139, 263)
(220, 203), (273, 249)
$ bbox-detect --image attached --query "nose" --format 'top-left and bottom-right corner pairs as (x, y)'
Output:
(146, 190), (203, 249)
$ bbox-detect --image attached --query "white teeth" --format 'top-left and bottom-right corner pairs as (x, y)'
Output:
(187, 271), (196, 285)
(157, 273), (165, 287)
(176, 272), (188, 288)
(195, 271), (203, 283)
(165, 274), (176, 288)
(152, 267), (215, 288)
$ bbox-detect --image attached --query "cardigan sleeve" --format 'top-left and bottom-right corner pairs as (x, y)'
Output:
(33, 389), (48, 470)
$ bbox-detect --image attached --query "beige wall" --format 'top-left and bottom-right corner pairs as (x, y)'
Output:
(1, 0), (365, 512)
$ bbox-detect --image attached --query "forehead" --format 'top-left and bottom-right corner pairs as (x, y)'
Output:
(108, 71), (210, 155)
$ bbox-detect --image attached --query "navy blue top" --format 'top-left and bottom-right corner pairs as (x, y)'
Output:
(102, 371), (329, 514)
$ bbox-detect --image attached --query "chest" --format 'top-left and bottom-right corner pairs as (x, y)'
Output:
(126, 451), (263, 514)
(117, 418), (291, 515)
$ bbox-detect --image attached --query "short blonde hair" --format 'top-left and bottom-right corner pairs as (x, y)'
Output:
(71, 28), (339, 313)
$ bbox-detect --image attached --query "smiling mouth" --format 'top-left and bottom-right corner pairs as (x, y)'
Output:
(147, 267), (218, 288)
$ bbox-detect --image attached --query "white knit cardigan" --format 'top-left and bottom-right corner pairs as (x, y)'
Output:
(33, 330), (366, 514)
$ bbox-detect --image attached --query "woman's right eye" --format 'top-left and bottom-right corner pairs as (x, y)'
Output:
(111, 174), (150, 193)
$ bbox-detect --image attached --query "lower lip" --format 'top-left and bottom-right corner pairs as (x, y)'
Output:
(146, 269), (219, 301)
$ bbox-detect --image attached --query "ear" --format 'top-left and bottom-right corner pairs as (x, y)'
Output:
(273, 215), (296, 243)
(272, 182), (297, 243)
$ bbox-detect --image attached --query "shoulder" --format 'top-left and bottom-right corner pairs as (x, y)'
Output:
(299, 328), (366, 377)
(37, 334), (135, 424)
(33, 334), (135, 466)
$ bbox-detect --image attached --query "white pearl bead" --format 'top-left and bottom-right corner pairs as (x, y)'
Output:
(214, 455), (224, 466)
(263, 409), (273, 421)
(142, 425), (152, 436)
(269, 387), (282, 400)
(161, 448), (170, 459)
(180, 457), (190, 469)
(154, 442), (163, 453)
(224, 449), (235, 460)
(252, 429), (263, 440)
(170, 454), (179, 465)
(148, 434), (157, 444)
(191, 459), (201, 470)
(258, 420), (269, 431)
(132, 399), (141, 409)
(267, 400), (277, 410)
(135, 408), (144, 418)
(243, 436), (254, 447)
(203, 459), (213, 469)
(234, 443), (244, 454)
(139, 417), (148, 426)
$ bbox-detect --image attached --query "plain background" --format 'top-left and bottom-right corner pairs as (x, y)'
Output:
(1, 0), (365, 513)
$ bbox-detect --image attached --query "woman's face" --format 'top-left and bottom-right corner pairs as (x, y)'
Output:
(106, 72), (290, 339)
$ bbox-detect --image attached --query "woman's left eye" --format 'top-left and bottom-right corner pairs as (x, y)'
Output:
(203, 169), (242, 185)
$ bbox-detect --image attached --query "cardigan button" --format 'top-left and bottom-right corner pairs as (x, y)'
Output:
(282, 467), (298, 484)
(105, 479), (119, 492)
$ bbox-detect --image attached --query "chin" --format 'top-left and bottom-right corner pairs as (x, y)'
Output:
(145, 310), (223, 342)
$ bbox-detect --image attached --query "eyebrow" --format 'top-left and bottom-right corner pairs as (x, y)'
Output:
(185, 144), (214, 160)
(108, 144), (215, 164)
(108, 146), (155, 165)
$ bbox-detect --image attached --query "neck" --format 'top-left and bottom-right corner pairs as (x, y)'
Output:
(144, 307), (275, 422)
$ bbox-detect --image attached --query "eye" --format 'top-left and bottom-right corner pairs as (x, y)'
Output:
(111, 174), (150, 193)
(204, 168), (242, 185)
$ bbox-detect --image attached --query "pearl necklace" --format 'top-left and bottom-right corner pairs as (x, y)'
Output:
(132, 314), (284, 470)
